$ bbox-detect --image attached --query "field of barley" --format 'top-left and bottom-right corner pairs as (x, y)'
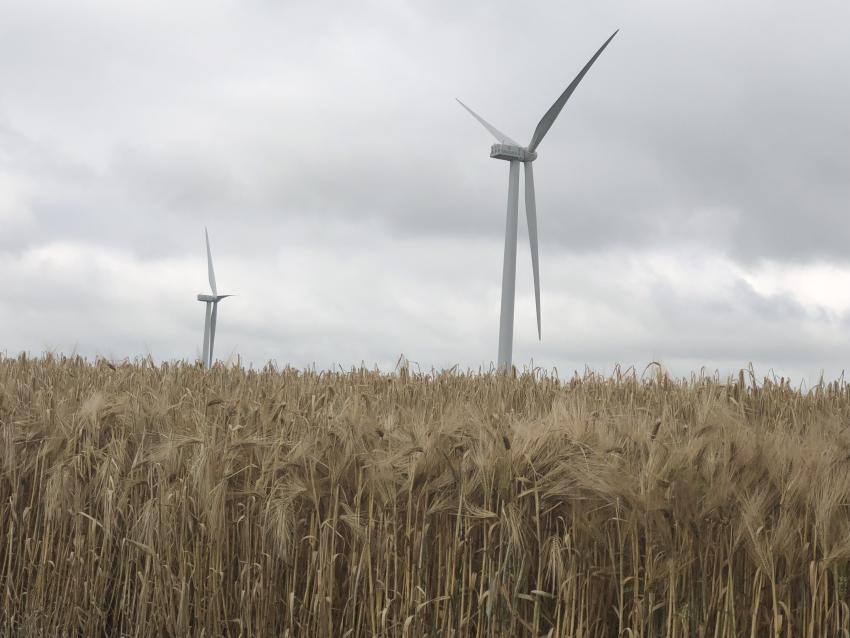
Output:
(1, 354), (850, 636)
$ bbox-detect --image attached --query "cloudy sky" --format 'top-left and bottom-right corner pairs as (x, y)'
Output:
(1, 0), (849, 382)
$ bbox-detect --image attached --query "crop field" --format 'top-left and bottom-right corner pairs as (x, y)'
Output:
(1, 355), (850, 636)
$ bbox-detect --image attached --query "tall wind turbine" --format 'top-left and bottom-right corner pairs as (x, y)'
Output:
(458, 30), (618, 370)
(197, 228), (232, 370)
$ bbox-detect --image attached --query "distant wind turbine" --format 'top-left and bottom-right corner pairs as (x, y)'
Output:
(457, 30), (618, 370)
(197, 228), (232, 370)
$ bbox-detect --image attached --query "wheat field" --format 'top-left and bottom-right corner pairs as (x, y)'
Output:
(1, 354), (850, 636)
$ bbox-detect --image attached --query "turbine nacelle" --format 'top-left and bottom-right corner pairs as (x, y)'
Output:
(490, 144), (537, 162)
(197, 294), (231, 303)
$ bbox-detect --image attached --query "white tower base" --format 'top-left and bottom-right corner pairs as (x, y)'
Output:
(497, 160), (521, 370)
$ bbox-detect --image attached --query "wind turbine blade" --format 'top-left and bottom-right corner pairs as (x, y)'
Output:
(202, 302), (211, 370)
(524, 163), (541, 340)
(205, 227), (217, 296)
(528, 30), (618, 153)
(209, 303), (218, 368)
(456, 99), (520, 146)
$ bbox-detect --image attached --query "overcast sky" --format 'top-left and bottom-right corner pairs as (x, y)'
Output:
(1, 0), (849, 383)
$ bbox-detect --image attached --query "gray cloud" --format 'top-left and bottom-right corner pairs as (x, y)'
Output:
(1, 0), (849, 381)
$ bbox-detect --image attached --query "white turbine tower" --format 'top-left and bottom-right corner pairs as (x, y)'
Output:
(197, 228), (232, 370)
(458, 30), (618, 370)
